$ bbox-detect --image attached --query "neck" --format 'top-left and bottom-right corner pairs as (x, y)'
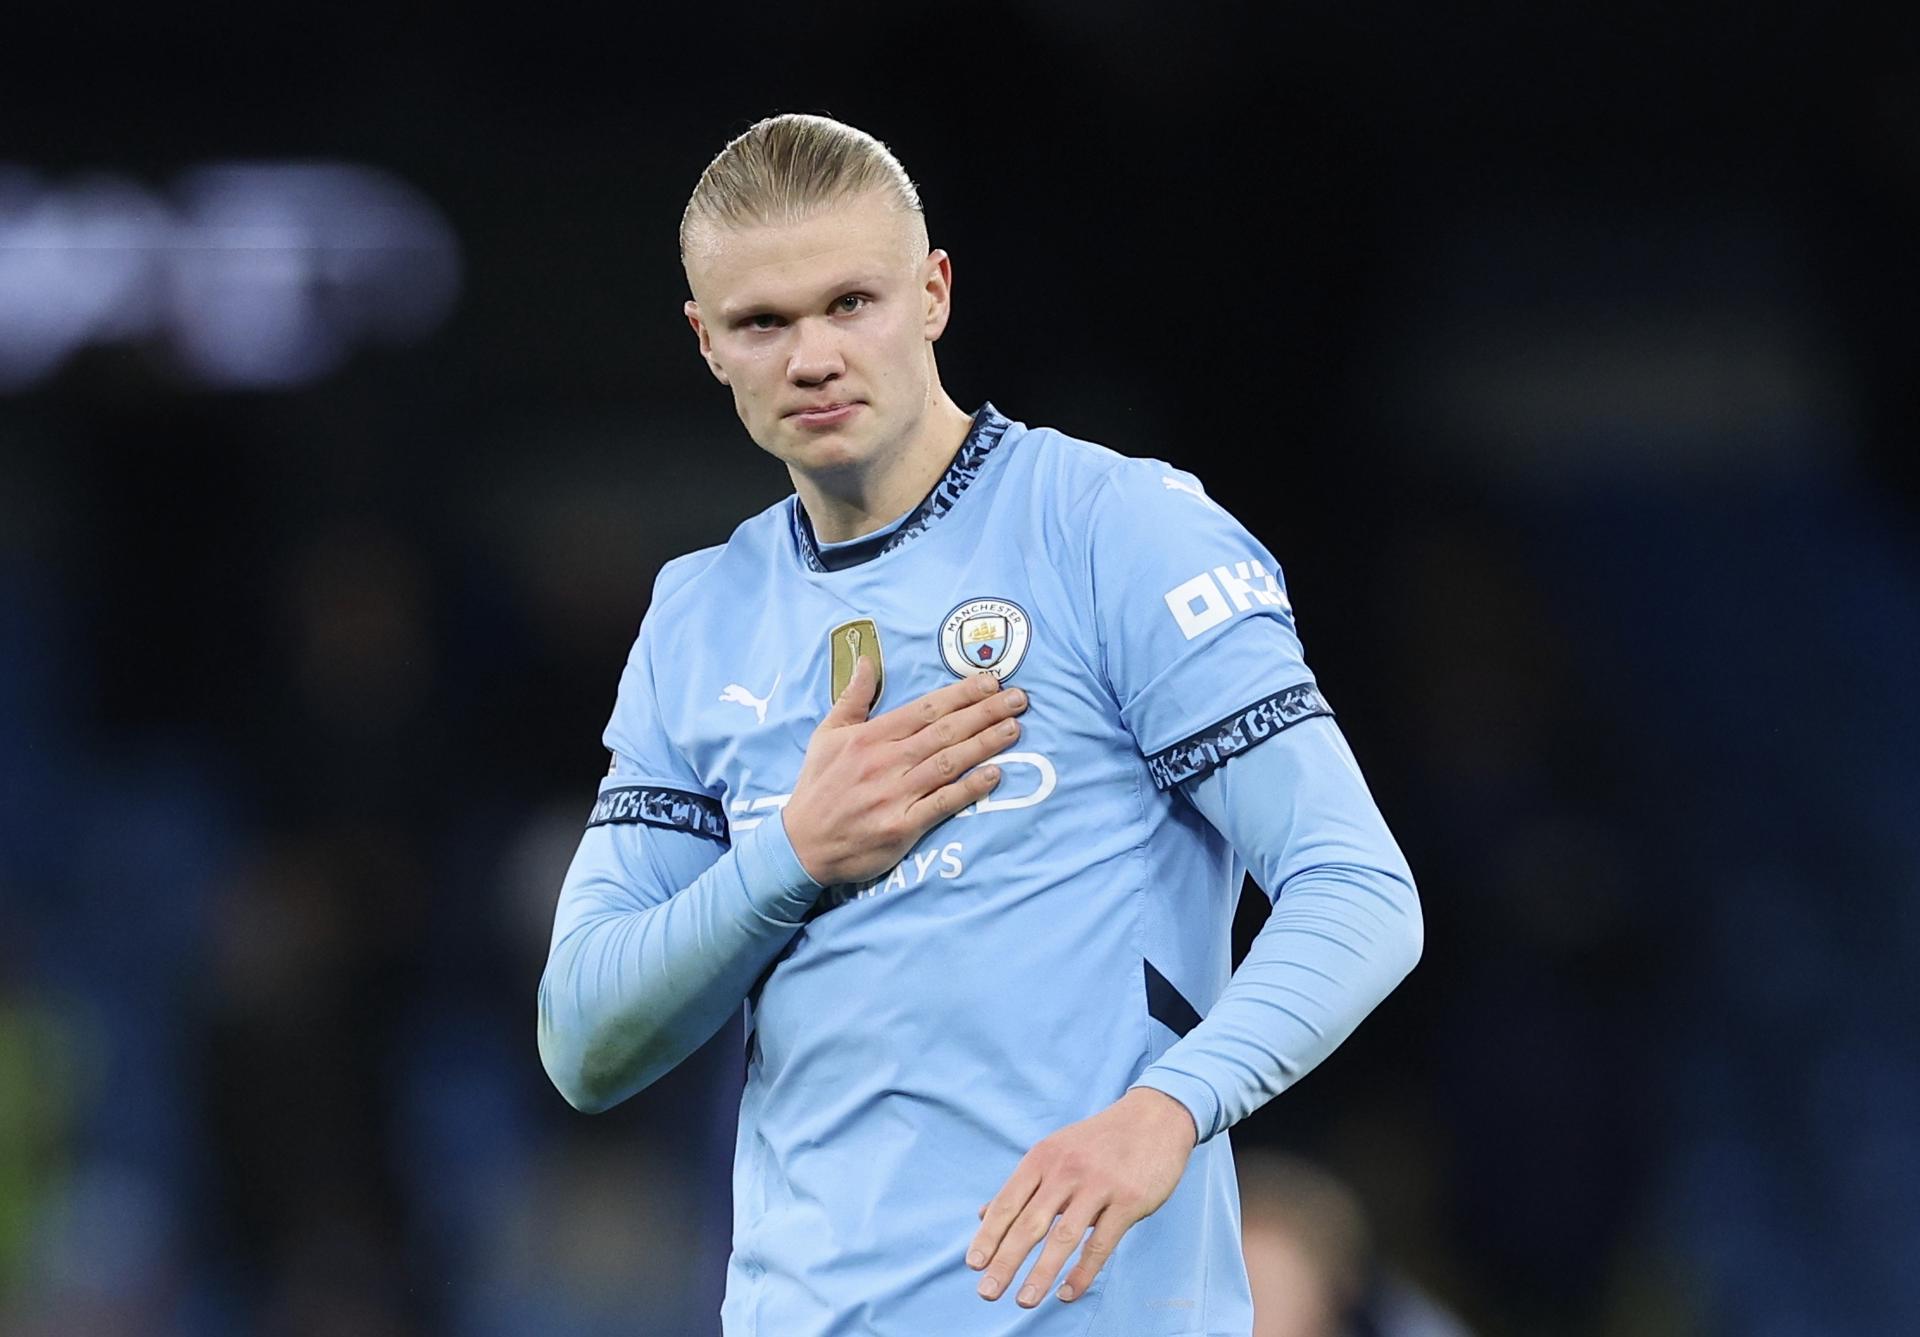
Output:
(791, 391), (975, 544)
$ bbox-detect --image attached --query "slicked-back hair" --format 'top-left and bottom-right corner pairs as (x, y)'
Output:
(680, 113), (924, 262)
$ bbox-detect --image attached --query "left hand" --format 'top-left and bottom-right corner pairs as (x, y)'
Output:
(966, 1087), (1198, 1307)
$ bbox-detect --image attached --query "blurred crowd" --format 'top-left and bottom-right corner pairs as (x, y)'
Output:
(4, 8), (1919, 1335)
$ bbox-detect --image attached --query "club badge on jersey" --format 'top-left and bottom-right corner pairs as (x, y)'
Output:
(939, 597), (1031, 681)
(829, 618), (885, 709)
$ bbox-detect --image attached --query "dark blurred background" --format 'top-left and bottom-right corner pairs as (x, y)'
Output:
(3, 6), (1918, 1335)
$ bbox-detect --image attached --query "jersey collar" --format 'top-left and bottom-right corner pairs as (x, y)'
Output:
(790, 402), (1013, 573)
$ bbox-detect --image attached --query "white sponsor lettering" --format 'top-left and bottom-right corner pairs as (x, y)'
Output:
(957, 751), (1056, 816)
(1212, 559), (1289, 613)
(727, 792), (790, 832)
(841, 840), (965, 903)
(735, 751), (1059, 832)
(1165, 558), (1288, 639)
(730, 750), (1050, 909)
(1164, 572), (1233, 640)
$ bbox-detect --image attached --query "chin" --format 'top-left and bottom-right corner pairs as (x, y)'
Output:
(795, 440), (873, 476)
(778, 417), (874, 467)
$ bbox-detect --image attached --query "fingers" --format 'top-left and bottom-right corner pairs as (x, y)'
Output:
(1011, 1204), (1100, 1308)
(966, 1164), (1039, 1278)
(895, 684), (1028, 773)
(901, 707), (1023, 795)
(798, 665), (1026, 884)
(1054, 1213), (1128, 1302)
(869, 668), (1003, 742)
(821, 655), (876, 726)
(974, 1182), (1067, 1304)
(903, 758), (1003, 828)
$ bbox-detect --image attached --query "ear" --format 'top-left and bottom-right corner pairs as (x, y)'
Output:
(922, 249), (954, 342)
(684, 300), (730, 385)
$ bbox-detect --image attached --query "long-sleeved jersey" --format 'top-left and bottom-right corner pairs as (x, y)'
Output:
(538, 404), (1421, 1335)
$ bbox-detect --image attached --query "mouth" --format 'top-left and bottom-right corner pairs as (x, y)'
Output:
(787, 401), (863, 428)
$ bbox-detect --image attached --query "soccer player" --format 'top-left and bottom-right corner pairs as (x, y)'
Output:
(537, 114), (1422, 1335)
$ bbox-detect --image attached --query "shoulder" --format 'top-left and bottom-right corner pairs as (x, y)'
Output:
(1007, 418), (1225, 533)
(1008, 420), (1133, 491)
(621, 498), (791, 675)
(648, 544), (725, 612)
(644, 494), (794, 613)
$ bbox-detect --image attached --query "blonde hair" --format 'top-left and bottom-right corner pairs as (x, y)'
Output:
(680, 113), (924, 261)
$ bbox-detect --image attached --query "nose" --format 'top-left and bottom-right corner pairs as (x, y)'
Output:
(786, 315), (844, 387)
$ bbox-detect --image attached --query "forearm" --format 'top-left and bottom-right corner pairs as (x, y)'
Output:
(1134, 859), (1419, 1139)
(1132, 719), (1422, 1140)
(537, 814), (822, 1112)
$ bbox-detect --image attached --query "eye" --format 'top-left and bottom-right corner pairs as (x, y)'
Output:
(745, 313), (784, 331)
(833, 293), (869, 315)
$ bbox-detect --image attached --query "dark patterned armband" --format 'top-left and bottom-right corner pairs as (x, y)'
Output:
(1143, 682), (1334, 791)
(587, 785), (729, 843)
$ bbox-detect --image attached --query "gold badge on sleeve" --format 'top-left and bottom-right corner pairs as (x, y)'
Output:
(829, 618), (885, 710)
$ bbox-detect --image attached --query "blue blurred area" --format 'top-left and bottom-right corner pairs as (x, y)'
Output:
(2, 8), (1918, 1335)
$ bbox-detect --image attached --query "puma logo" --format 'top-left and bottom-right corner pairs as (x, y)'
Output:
(1162, 475), (1224, 511)
(719, 672), (780, 726)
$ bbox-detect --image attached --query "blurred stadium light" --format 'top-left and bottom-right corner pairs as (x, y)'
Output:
(0, 162), (460, 391)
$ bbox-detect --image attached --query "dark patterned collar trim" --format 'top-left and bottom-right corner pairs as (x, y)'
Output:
(791, 403), (1013, 573)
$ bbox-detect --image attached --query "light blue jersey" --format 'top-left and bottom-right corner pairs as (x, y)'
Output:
(539, 405), (1421, 1336)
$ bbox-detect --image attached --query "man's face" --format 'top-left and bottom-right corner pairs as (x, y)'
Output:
(683, 190), (952, 479)
(1243, 1221), (1342, 1337)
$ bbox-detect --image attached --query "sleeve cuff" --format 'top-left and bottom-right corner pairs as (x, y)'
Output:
(1129, 1068), (1224, 1145)
(733, 810), (826, 926)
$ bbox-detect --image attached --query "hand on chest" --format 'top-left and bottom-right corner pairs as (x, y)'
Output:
(686, 586), (1063, 831)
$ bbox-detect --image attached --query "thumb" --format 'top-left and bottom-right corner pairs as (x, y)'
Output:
(825, 654), (875, 725)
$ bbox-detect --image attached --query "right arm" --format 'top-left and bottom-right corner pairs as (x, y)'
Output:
(536, 808), (822, 1113)
(537, 656), (1029, 1113)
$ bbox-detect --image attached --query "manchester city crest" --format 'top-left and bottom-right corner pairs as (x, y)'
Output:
(938, 597), (1031, 681)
